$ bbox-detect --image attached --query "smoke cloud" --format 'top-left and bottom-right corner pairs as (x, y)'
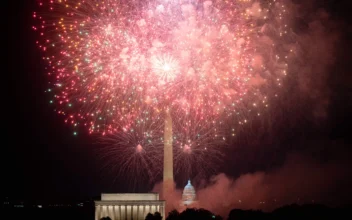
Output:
(280, 0), (343, 124)
(151, 140), (351, 217)
(196, 143), (352, 216)
(151, 181), (183, 214)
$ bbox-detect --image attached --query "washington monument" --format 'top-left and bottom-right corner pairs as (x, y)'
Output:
(163, 109), (174, 198)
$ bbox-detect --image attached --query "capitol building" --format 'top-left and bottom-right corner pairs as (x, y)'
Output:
(180, 180), (198, 208)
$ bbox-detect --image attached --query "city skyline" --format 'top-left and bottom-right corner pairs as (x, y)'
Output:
(3, 0), (352, 213)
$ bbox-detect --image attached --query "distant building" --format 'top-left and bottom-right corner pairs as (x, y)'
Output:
(3, 197), (10, 207)
(181, 180), (198, 207)
(94, 193), (165, 220)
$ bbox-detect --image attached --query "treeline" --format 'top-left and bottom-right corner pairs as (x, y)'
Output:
(3, 203), (351, 220)
(165, 204), (351, 220)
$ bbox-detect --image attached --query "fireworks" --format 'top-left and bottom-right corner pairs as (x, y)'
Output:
(98, 112), (164, 186)
(34, 0), (292, 181)
(99, 111), (226, 183)
(172, 113), (226, 179)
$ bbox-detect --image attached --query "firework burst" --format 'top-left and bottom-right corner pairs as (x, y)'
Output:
(34, 0), (292, 181)
(98, 112), (164, 187)
(172, 113), (226, 181)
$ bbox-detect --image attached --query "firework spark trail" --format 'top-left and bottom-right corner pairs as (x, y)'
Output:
(98, 113), (165, 186)
(34, 0), (292, 180)
(172, 113), (226, 180)
(99, 111), (226, 182)
(98, 112), (226, 184)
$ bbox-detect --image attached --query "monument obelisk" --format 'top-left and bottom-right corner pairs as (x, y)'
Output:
(163, 109), (174, 198)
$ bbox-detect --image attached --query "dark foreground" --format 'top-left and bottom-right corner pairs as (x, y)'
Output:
(3, 204), (351, 220)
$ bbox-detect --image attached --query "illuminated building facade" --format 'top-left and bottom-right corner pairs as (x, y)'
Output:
(181, 180), (197, 206)
(95, 193), (165, 220)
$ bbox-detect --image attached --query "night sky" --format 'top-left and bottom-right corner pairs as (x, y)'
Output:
(3, 0), (352, 207)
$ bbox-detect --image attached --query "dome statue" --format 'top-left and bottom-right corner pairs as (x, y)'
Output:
(182, 180), (196, 206)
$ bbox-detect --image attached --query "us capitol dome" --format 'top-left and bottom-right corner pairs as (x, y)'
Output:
(181, 180), (197, 206)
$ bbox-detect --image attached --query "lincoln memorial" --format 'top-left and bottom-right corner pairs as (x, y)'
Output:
(95, 193), (165, 220)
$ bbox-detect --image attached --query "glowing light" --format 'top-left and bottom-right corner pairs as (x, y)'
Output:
(183, 144), (191, 154)
(151, 54), (180, 85)
(136, 144), (143, 153)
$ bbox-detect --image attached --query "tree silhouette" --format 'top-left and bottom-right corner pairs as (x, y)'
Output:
(145, 213), (154, 220)
(153, 212), (162, 220)
(145, 212), (163, 220)
(177, 208), (220, 220)
(166, 210), (180, 220)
